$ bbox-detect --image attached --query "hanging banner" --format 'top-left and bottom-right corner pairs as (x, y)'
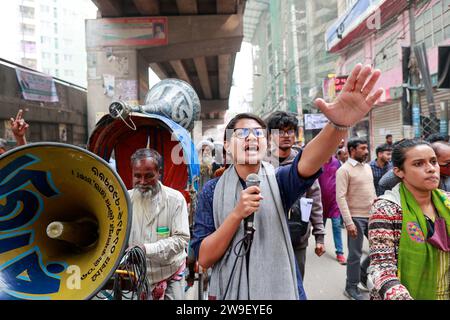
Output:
(16, 68), (59, 102)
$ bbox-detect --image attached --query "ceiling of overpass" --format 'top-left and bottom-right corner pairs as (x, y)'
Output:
(92, 0), (243, 17)
(91, 0), (246, 128)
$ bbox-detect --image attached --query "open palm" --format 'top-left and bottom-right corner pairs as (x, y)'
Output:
(315, 64), (384, 127)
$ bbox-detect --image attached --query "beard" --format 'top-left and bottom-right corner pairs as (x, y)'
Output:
(135, 182), (161, 197)
(129, 183), (162, 245)
(355, 154), (368, 163)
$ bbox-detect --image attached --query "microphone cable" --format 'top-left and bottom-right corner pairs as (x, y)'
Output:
(221, 225), (255, 300)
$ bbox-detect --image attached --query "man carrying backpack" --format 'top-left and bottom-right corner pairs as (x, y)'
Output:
(265, 111), (325, 279)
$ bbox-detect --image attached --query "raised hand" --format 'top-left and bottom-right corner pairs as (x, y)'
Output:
(314, 64), (384, 127)
(10, 109), (28, 145)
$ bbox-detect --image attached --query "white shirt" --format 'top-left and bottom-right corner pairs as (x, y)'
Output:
(128, 182), (190, 285)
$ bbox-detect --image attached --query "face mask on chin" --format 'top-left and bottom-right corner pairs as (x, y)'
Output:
(427, 217), (450, 252)
(439, 165), (450, 178)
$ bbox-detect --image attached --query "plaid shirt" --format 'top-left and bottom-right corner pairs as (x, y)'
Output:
(370, 160), (393, 197)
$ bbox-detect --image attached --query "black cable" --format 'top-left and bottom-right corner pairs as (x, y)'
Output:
(115, 246), (149, 300)
(222, 238), (244, 300)
(221, 229), (255, 300)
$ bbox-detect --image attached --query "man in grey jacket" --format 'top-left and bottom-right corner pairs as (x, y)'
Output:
(266, 111), (326, 279)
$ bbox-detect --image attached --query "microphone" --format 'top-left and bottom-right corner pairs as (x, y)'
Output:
(245, 173), (261, 236)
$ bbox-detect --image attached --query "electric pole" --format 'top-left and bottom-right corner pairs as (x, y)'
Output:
(408, 0), (421, 138)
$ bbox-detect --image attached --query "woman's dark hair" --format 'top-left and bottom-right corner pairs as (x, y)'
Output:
(266, 111), (298, 133)
(347, 138), (368, 153)
(426, 133), (449, 143)
(392, 139), (431, 169)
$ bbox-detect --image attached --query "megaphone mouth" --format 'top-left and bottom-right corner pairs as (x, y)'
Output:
(46, 217), (100, 252)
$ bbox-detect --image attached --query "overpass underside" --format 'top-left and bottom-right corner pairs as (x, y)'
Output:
(87, 0), (245, 134)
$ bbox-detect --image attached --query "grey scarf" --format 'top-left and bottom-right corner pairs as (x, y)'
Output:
(210, 162), (299, 300)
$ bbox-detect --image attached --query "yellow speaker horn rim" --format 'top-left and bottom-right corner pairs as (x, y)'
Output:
(0, 142), (132, 300)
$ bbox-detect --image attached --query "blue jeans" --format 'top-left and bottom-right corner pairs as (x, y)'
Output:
(324, 217), (344, 255)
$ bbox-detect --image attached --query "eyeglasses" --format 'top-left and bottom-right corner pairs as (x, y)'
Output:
(233, 127), (266, 139)
(272, 129), (296, 137)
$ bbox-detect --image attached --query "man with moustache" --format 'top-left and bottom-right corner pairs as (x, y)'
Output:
(336, 138), (377, 300)
(128, 148), (190, 300)
(370, 144), (393, 197)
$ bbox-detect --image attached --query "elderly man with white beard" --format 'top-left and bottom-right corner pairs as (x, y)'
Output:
(128, 148), (190, 300)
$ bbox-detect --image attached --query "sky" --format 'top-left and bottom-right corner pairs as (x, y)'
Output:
(228, 41), (254, 113)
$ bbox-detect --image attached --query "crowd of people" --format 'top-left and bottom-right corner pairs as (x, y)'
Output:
(4, 64), (449, 301)
(125, 63), (449, 300)
(187, 64), (449, 301)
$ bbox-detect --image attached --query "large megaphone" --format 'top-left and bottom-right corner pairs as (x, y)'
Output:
(0, 143), (131, 300)
(109, 78), (201, 131)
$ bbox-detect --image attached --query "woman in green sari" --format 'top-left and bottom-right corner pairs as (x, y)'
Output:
(369, 139), (450, 300)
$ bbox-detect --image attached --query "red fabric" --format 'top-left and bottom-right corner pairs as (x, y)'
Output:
(151, 261), (186, 300)
(88, 116), (190, 203)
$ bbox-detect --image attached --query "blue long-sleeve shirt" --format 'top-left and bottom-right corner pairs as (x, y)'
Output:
(191, 150), (321, 300)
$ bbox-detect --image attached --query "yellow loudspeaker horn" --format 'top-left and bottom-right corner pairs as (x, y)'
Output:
(0, 143), (131, 300)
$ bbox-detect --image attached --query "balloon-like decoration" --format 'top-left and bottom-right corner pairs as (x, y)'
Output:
(109, 79), (201, 131)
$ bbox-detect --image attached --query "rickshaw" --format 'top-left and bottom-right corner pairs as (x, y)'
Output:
(87, 79), (205, 299)
(0, 79), (203, 300)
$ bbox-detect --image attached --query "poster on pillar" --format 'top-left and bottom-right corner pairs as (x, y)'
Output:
(87, 17), (168, 48)
(114, 80), (138, 105)
(103, 74), (115, 98)
(106, 48), (130, 76)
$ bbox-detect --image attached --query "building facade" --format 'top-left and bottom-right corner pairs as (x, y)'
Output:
(0, 0), (97, 87)
(327, 0), (450, 156)
(248, 0), (339, 143)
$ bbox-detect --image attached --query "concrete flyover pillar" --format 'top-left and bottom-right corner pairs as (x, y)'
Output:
(85, 20), (149, 135)
(85, 8), (243, 137)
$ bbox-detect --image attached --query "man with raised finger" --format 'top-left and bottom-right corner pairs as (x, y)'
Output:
(10, 109), (29, 146)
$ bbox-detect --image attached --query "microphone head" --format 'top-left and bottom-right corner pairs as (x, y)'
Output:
(245, 173), (260, 188)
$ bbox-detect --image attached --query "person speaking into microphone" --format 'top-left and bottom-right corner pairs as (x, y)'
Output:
(191, 64), (384, 300)
(243, 173), (261, 238)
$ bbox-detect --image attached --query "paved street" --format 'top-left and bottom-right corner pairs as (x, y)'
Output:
(303, 221), (370, 300)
